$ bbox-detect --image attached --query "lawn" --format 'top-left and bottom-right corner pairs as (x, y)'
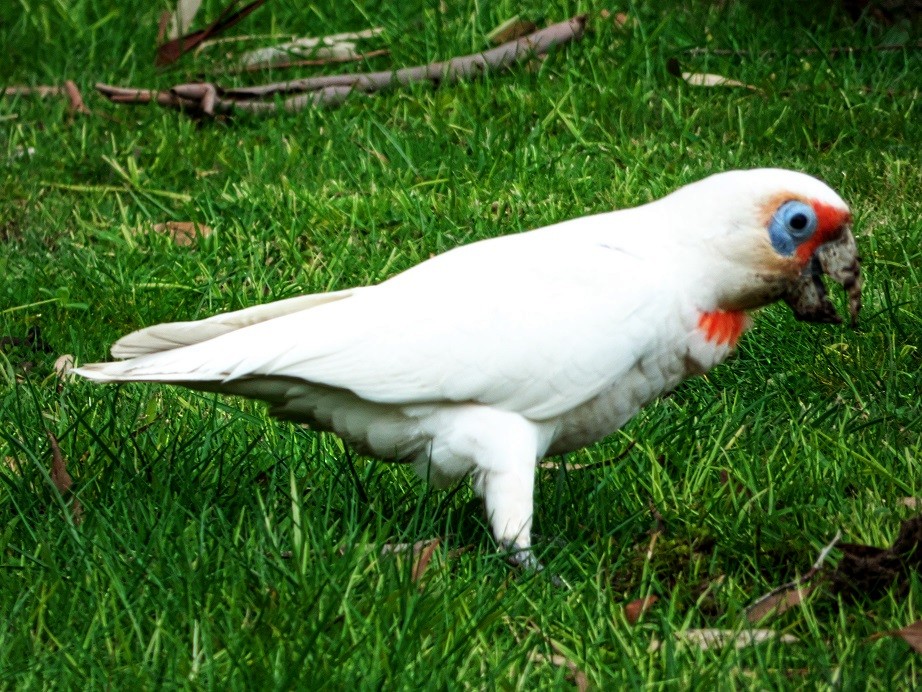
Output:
(1, 0), (921, 687)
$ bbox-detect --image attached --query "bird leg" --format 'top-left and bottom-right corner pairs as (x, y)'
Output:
(477, 460), (537, 563)
(481, 471), (571, 587)
(437, 407), (541, 571)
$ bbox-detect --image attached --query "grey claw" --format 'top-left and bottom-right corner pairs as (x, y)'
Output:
(499, 541), (571, 589)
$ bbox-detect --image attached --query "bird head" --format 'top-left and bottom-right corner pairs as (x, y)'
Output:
(666, 169), (862, 325)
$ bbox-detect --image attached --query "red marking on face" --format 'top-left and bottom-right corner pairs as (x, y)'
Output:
(795, 201), (851, 264)
(698, 310), (751, 347)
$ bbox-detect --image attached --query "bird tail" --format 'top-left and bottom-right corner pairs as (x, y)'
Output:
(72, 287), (359, 383)
(109, 289), (356, 359)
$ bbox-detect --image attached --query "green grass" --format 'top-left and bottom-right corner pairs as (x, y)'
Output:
(2, 0), (921, 687)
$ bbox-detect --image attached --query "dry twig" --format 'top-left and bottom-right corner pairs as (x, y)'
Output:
(97, 15), (587, 117)
(2, 81), (91, 115)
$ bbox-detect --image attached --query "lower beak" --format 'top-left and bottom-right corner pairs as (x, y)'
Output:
(783, 225), (862, 326)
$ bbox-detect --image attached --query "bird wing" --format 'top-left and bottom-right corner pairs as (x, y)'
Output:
(79, 221), (682, 421)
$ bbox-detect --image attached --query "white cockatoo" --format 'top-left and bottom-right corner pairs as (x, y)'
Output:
(75, 168), (862, 569)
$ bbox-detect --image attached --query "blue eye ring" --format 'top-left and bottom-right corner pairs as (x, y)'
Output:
(769, 200), (818, 255)
(779, 200), (817, 240)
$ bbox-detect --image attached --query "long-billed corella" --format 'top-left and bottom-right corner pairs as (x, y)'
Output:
(75, 168), (862, 571)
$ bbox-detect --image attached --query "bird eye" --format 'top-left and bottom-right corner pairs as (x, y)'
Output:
(780, 201), (817, 239)
(768, 200), (819, 256)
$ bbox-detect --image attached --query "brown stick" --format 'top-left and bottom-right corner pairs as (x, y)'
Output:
(63, 80), (91, 114)
(2, 85), (65, 97)
(226, 15), (586, 98)
(96, 15), (586, 117)
(3, 83), (91, 115)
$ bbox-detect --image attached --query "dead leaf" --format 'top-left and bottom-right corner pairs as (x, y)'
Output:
(156, 0), (267, 66)
(681, 72), (757, 89)
(624, 595), (659, 624)
(157, 11), (171, 44)
(49, 433), (72, 494)
(166, 0), (203, 40)
(379, 538), (439, 557)
(900, 498), (920, 510)
(649, 628), (798, 652)
(199, 27), (384, 54)
(238, 28), (384, 68)
(487, 16), (538, 45)
(530, 652), (588, 691)
(412, 537), (440, 582)
(245, 41), (361, 64)
(48, 432), (83, 524)
(152, 221), (212, 246)
(870, 620), (922, 654)
(4, 457), (19, 474)
(54, 354), (75, 377)
(830, 516), (922, 600)
(746, 584), (815, 623)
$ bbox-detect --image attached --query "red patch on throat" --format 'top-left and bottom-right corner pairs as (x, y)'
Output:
(698, 310), (750, 347)
(795, 201), (851, 264)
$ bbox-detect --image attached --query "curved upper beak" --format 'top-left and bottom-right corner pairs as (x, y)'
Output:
(783, 224), (862, 326)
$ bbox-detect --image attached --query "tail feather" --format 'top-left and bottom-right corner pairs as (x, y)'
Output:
(71, 359), (223, 383)
(110, 288), (356, 359)
(74, 287), (360, 383)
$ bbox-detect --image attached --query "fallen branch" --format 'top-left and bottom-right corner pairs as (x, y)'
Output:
(2, 81), (91, 115)
(96, 15), (587, 117)
(225, 15), (585, 98)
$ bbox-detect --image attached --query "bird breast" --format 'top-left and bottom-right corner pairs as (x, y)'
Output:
(545, 303), (740, 455)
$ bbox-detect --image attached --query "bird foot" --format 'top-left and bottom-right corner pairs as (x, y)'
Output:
(499, 541), (570, 589)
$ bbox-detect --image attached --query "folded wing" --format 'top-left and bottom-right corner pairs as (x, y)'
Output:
(76, 227), (676, 421)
